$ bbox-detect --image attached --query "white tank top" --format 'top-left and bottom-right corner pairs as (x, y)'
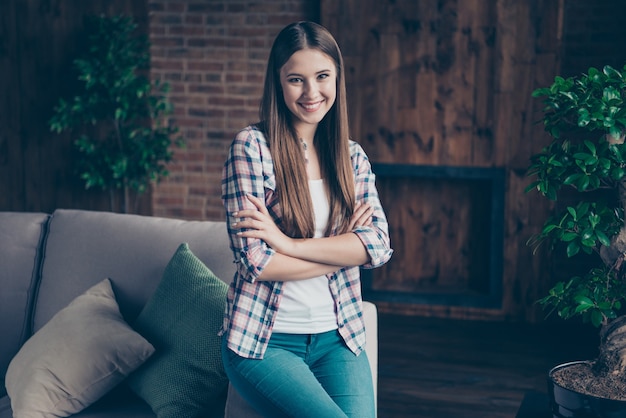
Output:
(272, 179), (338, 334)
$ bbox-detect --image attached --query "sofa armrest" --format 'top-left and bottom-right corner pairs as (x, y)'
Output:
(224, 301), (379, 418)
(363, 300), (378, 410)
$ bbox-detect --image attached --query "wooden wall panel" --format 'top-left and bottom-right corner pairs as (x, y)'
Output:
(0, 0), (22, 211)
(330, 0), (501, 167)
(323, 0), (562, 320)
(375, 177), (491, 295)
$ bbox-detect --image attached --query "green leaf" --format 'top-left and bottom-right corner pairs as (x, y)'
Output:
(567, 206), (577, 219)
(591, 310), (604, 327)
(596, 230), (611, 246)
(566, 241), (580, 257)
(542, 224), (558, 234)
(574, 296), (594, 313)
(561, 232), (578, 242)
(532, 87), (551, 97)
(575, 295), (593, 305)
(578, 108), (591, 126)
(603, 87), (621, 102)
(588, 175), (600, 189)
(584, 140), (597, 154)
(575, 175), (590, 190)
(581, 229), (594, 241)
(563, 173), (579, 185)
(524, 181), (540, 193)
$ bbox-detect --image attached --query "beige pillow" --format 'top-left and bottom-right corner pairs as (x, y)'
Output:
(5, 279), (155, 417)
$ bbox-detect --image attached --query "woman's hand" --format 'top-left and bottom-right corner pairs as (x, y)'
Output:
(348, 201), (373, 230)
(231, 194), (294, 254)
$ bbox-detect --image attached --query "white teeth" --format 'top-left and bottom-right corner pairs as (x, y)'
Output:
(301, 102), (321, 110)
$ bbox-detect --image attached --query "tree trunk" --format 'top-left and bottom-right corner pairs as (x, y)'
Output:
(592, 179), (626, 384)
(595, 315), (626, 376)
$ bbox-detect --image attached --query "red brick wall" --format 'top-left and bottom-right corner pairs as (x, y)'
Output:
(148, 1), (319, 220)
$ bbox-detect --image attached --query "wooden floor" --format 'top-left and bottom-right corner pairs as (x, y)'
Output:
(376, 313), (599, 418)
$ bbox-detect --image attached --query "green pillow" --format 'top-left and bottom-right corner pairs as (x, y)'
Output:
(128, 243), (229, 418)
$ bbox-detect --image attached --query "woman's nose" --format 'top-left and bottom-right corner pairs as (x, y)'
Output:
(302, 80), (318, 97)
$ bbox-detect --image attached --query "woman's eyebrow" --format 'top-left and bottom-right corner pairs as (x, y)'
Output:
(284, 69), (332, 77)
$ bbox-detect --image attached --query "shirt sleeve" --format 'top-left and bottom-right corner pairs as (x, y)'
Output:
(221, 127), (276, 283)
(350, 141), (394, 269)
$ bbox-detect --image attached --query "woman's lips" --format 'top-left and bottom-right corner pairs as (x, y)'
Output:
(299, 101), (323, 112)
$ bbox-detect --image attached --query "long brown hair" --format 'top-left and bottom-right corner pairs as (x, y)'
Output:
(259, 21), (354, 238)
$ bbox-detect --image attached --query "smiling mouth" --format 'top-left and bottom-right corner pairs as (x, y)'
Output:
(299, 101), (323, 112)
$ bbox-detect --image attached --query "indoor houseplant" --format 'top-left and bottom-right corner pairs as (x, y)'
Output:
(49, 15), (181, 213)
(527, 64), (626, 417)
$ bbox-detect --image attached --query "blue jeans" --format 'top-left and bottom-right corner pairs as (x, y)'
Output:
(221, 330), (375, 418)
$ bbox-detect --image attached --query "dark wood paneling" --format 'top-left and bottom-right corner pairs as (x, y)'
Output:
(326, 0), (502, 166)
(0, 0), (23, 211)
(322, 0), (562, 320)
(0, 0), (149, 213)
(363, 164), (505, 309)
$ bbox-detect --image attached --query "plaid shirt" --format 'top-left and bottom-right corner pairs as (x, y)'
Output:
(220, 125), (393, 359)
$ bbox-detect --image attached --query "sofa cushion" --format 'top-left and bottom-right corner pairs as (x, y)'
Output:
(62, 386), (155, 418)
(128, 243), (229, 418)
(33, 209), (236, 332)
(0, 212), (49, 394)
(5, 279), (155, 417)
(0, 395), (11, 418)
(1, 377), (156, 418)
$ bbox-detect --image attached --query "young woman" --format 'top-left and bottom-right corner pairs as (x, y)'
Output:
(220, 21), (393, 418)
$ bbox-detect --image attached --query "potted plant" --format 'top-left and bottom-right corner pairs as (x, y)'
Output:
(527, 64), (626, 417)
(49, 15), (181, 213)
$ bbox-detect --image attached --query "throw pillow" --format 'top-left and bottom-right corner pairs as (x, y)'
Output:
(5, 278), (155, 417)
(127, 243), (229, 418)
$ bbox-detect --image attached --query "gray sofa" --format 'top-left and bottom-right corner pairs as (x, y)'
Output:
(0, 209), (378, 417)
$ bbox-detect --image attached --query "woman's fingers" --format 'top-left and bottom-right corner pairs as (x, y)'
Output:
(245, 194), (269, 215)
(233, 209), (264, 220)
(232, 218), (265, 231)
(349, 201), (373, 229)
(354, 201), (371, 217)
(231, 194), (270, 224)
(353, 209), (373, 227)
(232, 194), (268, 217)
(232, 211), (269, 233)
(230, 197), (292, 253)
(231, 196), (275, 234)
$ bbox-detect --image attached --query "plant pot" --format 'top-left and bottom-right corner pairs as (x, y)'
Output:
(548, 361), (626, 418)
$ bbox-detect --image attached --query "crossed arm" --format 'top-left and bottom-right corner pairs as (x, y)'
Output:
(231, 194), (373, 282)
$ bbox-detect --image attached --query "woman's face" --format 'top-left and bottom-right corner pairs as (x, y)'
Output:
(279, 48), (337, 134)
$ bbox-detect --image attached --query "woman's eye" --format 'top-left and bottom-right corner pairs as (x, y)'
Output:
(318, 73), (329, 80)
(288, 77), (302, 83)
